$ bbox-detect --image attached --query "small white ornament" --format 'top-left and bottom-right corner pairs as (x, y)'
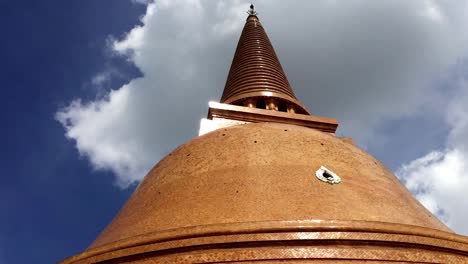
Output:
(315, 166), (341, 184)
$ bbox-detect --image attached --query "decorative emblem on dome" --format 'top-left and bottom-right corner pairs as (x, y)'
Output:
(315, 166), (341, 184)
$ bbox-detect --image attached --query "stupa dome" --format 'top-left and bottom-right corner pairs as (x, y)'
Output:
(62, 123), (468, 263)
(91, 122), (450, 247)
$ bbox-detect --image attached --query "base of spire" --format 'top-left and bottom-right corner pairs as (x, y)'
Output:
(199, 101), (338, 136)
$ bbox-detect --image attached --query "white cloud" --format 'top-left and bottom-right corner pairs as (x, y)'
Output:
(398, 149), (468, 234)
(397, 79), (468, 235)
(56, 86), (153, 187)
(447, 79), (468, 152)
(420, 0), (443, 22)
(57, 0), (468, 192)
(131, 0), (152, 5)
(91, 73), (109, 86)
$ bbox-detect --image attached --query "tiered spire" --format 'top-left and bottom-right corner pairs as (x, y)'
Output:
(220, 5), (310, 114)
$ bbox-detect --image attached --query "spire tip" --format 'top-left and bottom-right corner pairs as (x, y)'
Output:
(247, 4), (257, 16)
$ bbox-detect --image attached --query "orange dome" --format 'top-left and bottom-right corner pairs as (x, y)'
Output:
(61, 123), (468, 263)
(92, 122), (450, 246)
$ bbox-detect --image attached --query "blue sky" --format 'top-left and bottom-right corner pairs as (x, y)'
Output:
(0, 1), (143, 263)
(2, 1), (468, 263)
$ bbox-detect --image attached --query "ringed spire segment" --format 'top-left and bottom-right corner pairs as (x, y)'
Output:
(220, 5), (310, 114)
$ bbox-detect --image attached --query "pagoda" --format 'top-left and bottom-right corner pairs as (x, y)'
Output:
(61, 5), (468, 263)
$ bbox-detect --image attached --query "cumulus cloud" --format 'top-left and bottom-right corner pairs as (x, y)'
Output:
(398, 149), (468, 233)
(57, 0), (468, 191)
(397, 79), (468, 235)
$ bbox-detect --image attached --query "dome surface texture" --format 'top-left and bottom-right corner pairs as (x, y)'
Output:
(61, 123), (468, 263)
(92, 123), (450, 247)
